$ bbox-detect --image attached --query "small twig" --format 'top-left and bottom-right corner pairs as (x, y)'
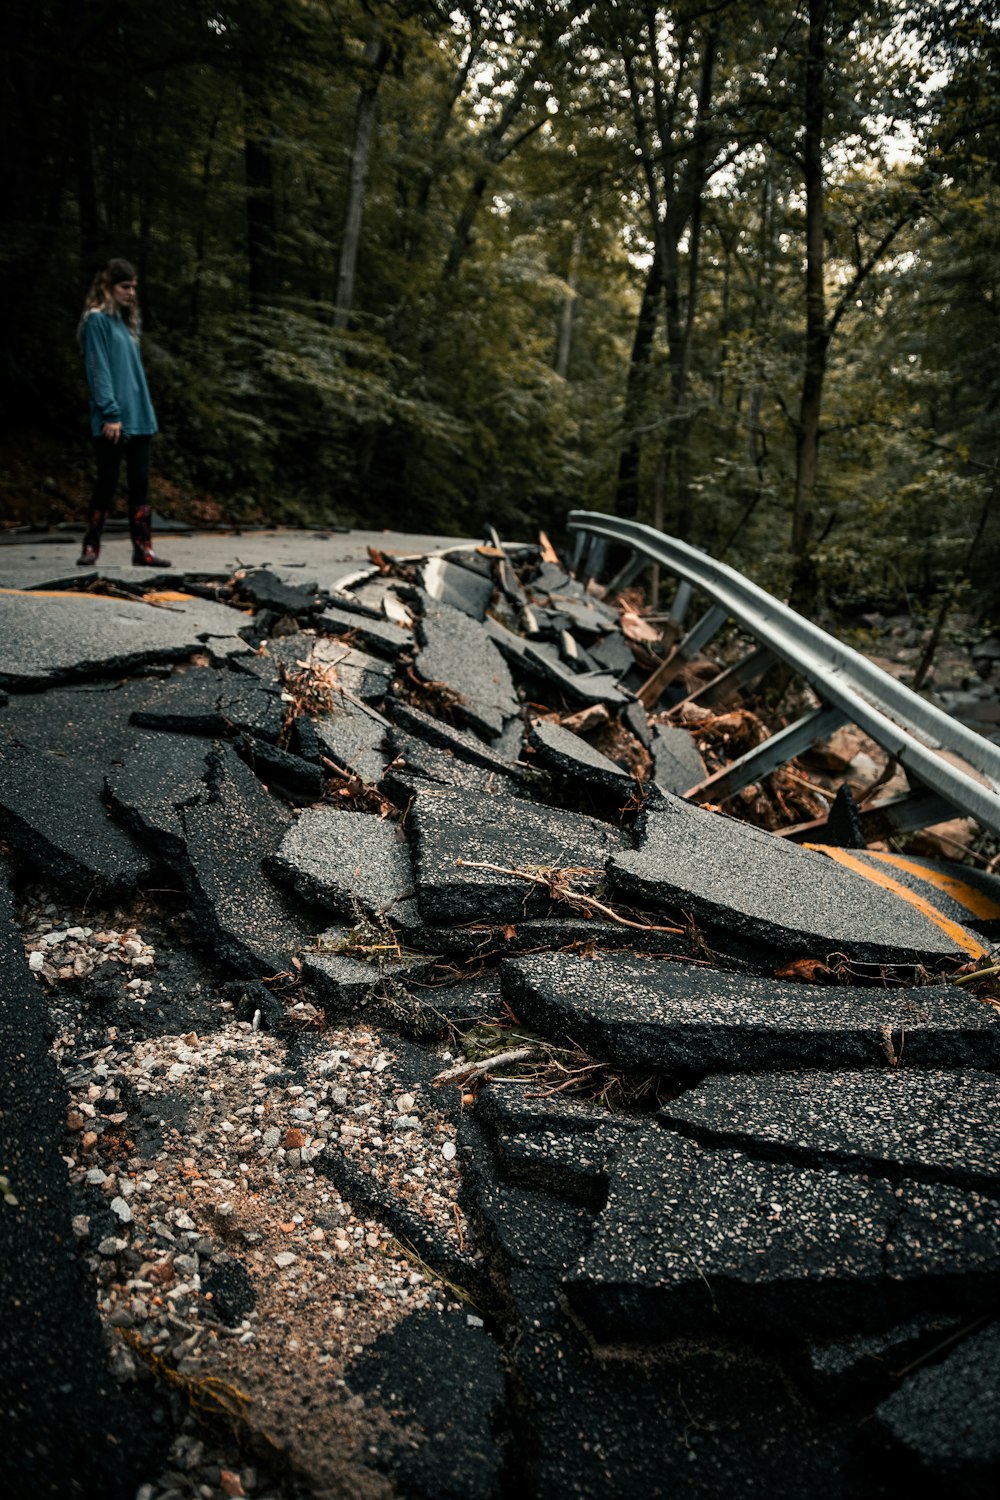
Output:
(454, 858), (683, 935)
(892, 1315), (990, 1380)
(432, 1045), (542, 1089)
(950, 962), (1000, 987)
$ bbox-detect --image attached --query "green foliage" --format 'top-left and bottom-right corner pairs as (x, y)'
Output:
(0, 0), (996, 615)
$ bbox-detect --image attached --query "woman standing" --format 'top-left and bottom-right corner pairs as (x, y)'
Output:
(77, 258), (170, 567)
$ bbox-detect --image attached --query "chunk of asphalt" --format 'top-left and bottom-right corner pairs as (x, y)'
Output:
(302, 939), (436, 1026)
(232, 733), (326, 800)
(346, 1308), (509, 1500)
(388, 699), (525, 779)
(546, 593), (618, 640)
(527, 717), (635, 796)
(499, 1267), (861, 1500)
(309, 637), (394, 703)
(609, 795), (978, 966)
(529, 562), (577, 596)
(651, 722), (706, 794)
(660, 1069), (1000, 1190)
(463, 1104), (882, 1500)
(104, 730), (214, 859)
(874, 1321), (1000, 1490)
(587, 628), (636, 678)
(314, 602), (411, 658)
(177, 745), (312, 977)
(201, 1257), (257, 1327)
(227, 648), (283, 684)
(485, 619), (630, 708)
(564, 1130), (1000, 1343)
(500, 952), (1000, 1072)
(414, 598), (519, 741)
(461, 1120), (597, 1277)
(383, 729), (522, 801)
(493, 1125), (631, 1210)
(621, 698), (651, 749)
(310, 698), (389, 785)
(340, 577), (412, 623)
(234, 568), (321, 615)
(0, 865), (165, 1497)
(408, 787), (630, 924)
(0, 588), (247, 688)
(418, 555), (495, 620)
(412, 972), (506, 1031)
(805, 1312), (963, 1401)
(127, 663), (286, 744)
(0, 740), (158, 898)
(266, 807), (419, 927)
(128, 666), (232, 735)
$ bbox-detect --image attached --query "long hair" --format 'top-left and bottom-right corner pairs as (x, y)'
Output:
(78, 258), (141, 341)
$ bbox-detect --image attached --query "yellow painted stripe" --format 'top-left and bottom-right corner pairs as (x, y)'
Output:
(804, 844), (989, 959)
(860, 851), (1000, 922)
(0, 587), (193, 604)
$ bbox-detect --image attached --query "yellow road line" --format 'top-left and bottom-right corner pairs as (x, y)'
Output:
(0, 587), (193, 603)
(859, 851), (1000, 922)
(804, 844), (989, 959)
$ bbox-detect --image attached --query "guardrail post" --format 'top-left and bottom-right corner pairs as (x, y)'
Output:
(584, 536), (608, 586)
(604, 550), (646, 596)
(685, 704), (847, 805)
(639, 603), (730, 708)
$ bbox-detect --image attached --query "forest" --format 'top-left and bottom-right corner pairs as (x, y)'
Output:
(1, 0), (997, 618)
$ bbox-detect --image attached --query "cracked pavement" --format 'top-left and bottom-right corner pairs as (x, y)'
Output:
(1, 525), (999, 1500)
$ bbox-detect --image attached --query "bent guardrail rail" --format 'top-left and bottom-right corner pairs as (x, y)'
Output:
(567, 511), (1000, 840)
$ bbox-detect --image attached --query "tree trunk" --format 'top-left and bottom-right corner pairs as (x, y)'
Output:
(243, 79), (277, 310)
(555, 223), (583, 378)
(615, 248), (663, 519)
(790, 0), (831, 614)
(334, 33), (390, 332)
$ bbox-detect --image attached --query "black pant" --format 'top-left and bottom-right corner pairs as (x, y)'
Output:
(83, 435), (153, 553)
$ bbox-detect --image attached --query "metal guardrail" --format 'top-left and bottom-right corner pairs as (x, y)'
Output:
(567, 511), (1000, 840)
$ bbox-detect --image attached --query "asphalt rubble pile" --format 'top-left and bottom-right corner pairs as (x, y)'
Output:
(1, 538), (999, 1500)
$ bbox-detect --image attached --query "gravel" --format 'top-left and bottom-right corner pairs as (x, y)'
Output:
(16, 885), (478, 1500)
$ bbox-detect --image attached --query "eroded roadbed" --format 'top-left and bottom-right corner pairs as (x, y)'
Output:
(1, 531), (998, 1500)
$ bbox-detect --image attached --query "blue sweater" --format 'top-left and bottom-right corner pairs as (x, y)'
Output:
(82, 310), (158, 438)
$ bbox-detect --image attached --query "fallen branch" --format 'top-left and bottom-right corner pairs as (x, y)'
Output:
(454, 858), (683, 935)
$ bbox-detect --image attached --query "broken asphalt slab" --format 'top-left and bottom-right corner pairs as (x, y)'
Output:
(563, 1128), (1000, 1344)
(651, 722), (707, 794)
(388, 698), (525, 778)
(106, 735), (313, 974)
(266, 806), (419, 929)
(527, 716), (636, 796)
(500, 951), (1000, 1072)
(346, 1307), (510, 1499)
(873, 1320), (1000, 1492)
(418, 554), (495, 621)
(414, 597), (519, 741)
(129, 662), (286, 743)
(660, 1068), (1000, 1190)
(0, 739), (160, 899)
(0, 588), (249, 689)
(0, 865), (165, 1496)
(610, 795), (981, 966)
(407, 787), (630, 924)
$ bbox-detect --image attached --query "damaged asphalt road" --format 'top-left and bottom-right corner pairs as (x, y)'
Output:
(1, 526), (999, 1500)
